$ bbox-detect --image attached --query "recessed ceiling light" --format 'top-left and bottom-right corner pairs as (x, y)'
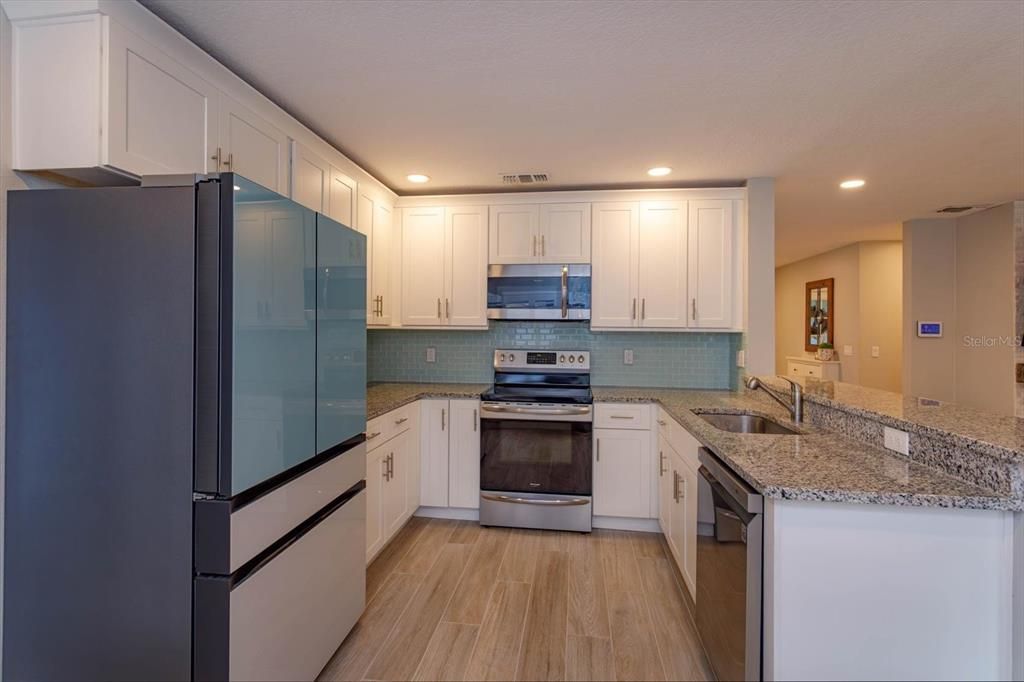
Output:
(840, 179), (866, 189)
(647, 166), (672, 177)
(407, 174), (430, 183)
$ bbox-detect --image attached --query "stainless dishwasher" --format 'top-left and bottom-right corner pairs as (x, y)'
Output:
(696, 447), (764, 682)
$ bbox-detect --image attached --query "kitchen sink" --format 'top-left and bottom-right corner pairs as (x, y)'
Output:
(695, 412), (799, 435)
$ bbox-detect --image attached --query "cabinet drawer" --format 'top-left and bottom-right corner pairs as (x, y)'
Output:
(789, 362), (819, 378)
(366, 403), (418, 451)
(595, 403), (651, 430)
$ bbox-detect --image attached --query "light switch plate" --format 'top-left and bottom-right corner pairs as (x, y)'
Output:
(871, 346), (880, 358)
(426, 347), (436, 363)
(843, 345), (854, 356)
(623, 349), (634, 365)
(736, 349), (746, 368)
(883, 426), (910, 455)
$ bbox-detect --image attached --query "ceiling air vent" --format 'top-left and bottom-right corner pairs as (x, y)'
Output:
(935, 205), (975, 214)
(501, 173), (549, 185)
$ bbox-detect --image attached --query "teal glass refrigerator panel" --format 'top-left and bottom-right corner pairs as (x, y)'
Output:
(315, 213), (367, 454)
(231, 176), (317, 494)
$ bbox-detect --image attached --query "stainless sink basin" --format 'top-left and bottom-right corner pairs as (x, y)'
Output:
(695, 412), (799, 435)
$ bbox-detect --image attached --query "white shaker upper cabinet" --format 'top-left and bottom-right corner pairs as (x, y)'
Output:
(591, 202), (639, 328)
(328, 168), (357, 228)
(361, 194), (394, 327)
(12, 15), (219, 178)
(218, 94), (290, 195)
(400, 207), (447, 326)
(538, 203), (591, 263)
(688, 200), (735, 328)
(489, 205), (540, 264)
(290, 142), (330, 213)
(445, 206), (489, 327)
(637, 201), (689, 328)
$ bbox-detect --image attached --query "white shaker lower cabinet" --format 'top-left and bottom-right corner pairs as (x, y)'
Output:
(420, 398), (481, 508)
(593, 428), (652, 518)
(365, 405), (420, 562)
(656, 408), (701, 598)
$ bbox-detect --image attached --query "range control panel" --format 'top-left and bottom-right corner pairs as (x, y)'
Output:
(493, 349), (590, 371)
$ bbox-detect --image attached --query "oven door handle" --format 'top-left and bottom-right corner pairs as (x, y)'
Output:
(480, 404), (592, 417)
(481, 494), (591, 507)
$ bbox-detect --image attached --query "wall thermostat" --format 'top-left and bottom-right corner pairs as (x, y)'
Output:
(917, 321), (943, 338)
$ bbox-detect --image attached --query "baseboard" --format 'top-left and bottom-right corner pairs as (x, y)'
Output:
(413, 507), (661, 533)
(415, 506), (480, 521)
(592, 516), (661, 532)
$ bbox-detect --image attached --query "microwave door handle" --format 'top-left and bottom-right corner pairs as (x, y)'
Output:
(561, 265), (569, 319)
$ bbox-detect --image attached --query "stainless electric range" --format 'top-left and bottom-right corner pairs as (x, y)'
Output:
(478, 349), (593, 532)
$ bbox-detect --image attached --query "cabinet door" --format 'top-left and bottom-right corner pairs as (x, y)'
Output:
(593, 429), (651, 518)
(366, 446), (386, 560)
(591, 202), (638, 328)
(447, 400), (480, 508)
(538, 203), (591, 263)
(657, 435), (674, 540)
(220, 94), (289, 194)
(419, 400), (449, 507)
(365, 198), (394, 326)
(688, 200), (734, 328)
(290, 142), (329, 213)
(670, 454), (698, 597)
(489, 205), (539, 264)
(445, 206), (488, 327)
(383, 434), (408, 537)
(638, 201), (688, 328)
(328, 167), (357, 228)
(401, 207), (446, 325)
(107, 22), (220, 175)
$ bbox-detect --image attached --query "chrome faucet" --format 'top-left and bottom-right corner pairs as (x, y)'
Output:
(745, 375), (803, 424)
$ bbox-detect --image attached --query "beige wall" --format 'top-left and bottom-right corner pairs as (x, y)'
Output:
(955, 204), (1016, 415)
(775, 240), (902, 392)
(902, 206), (1018, 415)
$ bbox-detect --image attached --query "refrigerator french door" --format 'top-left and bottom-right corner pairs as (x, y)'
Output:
(4, 174), (367, 681)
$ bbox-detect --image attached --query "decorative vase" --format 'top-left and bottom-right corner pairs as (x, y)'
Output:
(817, 348), (834, 361)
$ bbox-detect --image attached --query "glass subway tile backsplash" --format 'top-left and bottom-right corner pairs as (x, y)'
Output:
(368, 321), (740, 389)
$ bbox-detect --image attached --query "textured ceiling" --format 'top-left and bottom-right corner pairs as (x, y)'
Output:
(141, 0), (1024, 264)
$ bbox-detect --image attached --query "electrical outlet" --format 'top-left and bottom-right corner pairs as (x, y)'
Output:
(843, 345), (854, 356)
(623, 349), (634, 365)
(736, 349), (746, 368)
(426, 347), (436, 363)
(871, 346), (880, 358)
(883, 426), (910, 455)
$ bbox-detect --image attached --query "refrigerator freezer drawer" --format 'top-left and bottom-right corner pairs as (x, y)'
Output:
(195, 441), (366, 574)
(195, 488), (366, 681)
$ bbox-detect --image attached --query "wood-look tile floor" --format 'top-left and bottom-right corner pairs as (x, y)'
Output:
(319, 518), (714, 682)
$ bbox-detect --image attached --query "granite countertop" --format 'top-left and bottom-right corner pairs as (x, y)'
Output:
(367, 382), (488, 419)
(593, 387), (1020, 511)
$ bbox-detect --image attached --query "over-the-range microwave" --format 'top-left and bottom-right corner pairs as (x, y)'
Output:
(486, 264), (591, 321)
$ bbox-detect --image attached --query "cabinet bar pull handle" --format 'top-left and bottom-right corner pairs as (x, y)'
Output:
(540, 234), (545, 256)
(673, 472), (680, 502)
(395, 417), (408, 425)
(367, 431), (382, 440)
(380, 295), (384, 316)
(657, 419), (667, 426)
(532, 235), (537, 256)
(441, 408), (446, 431)
(437, 298), (441, 319)
(473, 409), (478, 432)
(692, 298), (697, 321)
(596, 440), (600, 462)
(224, 152), (234, 170)
(632, 298), (637, 320)
(445, 298), (450, 319)
(211, 147), (222, 168)
(609, 415), (632, 420)
(642, 298), (646, 320)
(659, 451), (666, 476)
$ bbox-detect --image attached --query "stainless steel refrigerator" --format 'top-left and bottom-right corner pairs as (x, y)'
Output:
(4, 174), (367, 681)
